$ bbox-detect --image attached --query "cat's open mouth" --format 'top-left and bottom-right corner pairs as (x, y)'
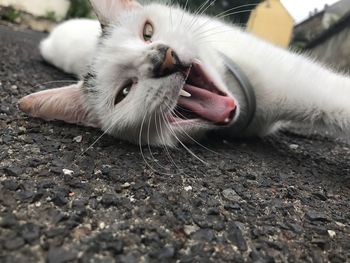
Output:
(169, 61), (236, 125)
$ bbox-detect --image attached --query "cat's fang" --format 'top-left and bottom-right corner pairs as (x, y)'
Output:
(180, 89), (191, 97)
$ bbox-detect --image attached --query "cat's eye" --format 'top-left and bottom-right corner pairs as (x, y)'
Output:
(143, 22), (154, 41)
(115, 81), (133, 105)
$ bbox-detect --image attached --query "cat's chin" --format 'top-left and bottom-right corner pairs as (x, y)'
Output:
(167, 60), (237, 127)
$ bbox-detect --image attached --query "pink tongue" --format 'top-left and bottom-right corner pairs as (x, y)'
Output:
(177, 84), (236, 123)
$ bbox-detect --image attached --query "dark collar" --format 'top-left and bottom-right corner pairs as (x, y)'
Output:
(220, 52), (256, 134)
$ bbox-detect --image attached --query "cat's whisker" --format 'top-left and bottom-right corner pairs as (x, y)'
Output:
(190, 3), (257, 37)
(171, 114), (219, 155)
(192, 7), (254, 33)
(138, 110), (179, 176)
(169, 104), (215, 129)
(155, 112), (183, 174)
(168, 0), (174, 31)
(214, 3), (258, 19)
(160, 103), (209, 165)
(159, 110), (194, 186)
(156, 111), (186, 175)
(173, 110), (211, 130)
(195, 26), (253, 42)
(146, 112), (172, 172)
(162, 101), (219, 154)
(33, 80), (78, 89)
(179, 0), (190, 28)
(193, 22), (245, 40)
(193, 10), (255, 41)
(76, 116), (119, 164)
(138, 112), (158, 173)
(194, 0), (217, 21)
(190, 3), (257, 36)
(185, 0), (212, 30)
(187, 0), (217, 32)
(217, 9), (256, 21)
(163, 105), (237, 165)
(165, 120), (208, 165)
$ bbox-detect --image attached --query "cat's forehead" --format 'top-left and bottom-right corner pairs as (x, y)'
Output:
(112, 3), (185, 28)
(143, 4), (188, 25)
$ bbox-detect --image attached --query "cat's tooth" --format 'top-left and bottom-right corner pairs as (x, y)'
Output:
(180, 89), (191, 98)
(224, 118), (230, 123)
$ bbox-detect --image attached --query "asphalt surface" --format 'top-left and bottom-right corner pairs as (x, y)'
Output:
(1, 23), (350, 263)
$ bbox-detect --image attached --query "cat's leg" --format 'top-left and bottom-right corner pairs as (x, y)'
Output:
(40, 19), (101, 77)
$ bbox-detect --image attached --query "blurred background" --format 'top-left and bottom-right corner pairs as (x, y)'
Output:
(0, 0), (349, 70)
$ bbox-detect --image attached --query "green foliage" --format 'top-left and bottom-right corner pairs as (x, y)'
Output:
(66, 0), (92, 19)
(291, 32), (308, 51)
(45, 11), (57, 21)
(2, 8), (20, 23)
(290, 41), (307, 52)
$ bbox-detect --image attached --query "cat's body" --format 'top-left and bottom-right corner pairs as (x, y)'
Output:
(40, 19), (101, 77)
(18, 0), (350, 146)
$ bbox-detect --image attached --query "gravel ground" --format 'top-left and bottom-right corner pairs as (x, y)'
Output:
(1, 23), (350, 263)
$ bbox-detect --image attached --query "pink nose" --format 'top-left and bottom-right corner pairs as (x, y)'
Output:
(159, 47), (178, 75)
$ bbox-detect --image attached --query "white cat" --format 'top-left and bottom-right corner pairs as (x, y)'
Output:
(18, 0), (350, 146)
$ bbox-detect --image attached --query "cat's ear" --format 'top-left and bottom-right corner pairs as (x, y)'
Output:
(18, 82), (99, 128)
(89, 0), (141, 26)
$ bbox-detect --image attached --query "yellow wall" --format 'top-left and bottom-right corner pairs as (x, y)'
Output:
(247, 0), (294, 47)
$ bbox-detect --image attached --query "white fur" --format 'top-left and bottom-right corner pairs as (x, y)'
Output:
(34, 1), (350, 146)
(40, 19), (101, 77)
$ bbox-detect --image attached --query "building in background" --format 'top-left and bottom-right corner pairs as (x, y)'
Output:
(247, 0), (294, 47)
(306, 12), (350, 71)
(294, 0), (350, 45)
(291, 0), (350, 71)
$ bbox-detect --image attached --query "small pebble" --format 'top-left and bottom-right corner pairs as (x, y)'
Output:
(335, 222), (345, 227)
(183, 225), (199, 236)
(62, 169), (74, 176)
(94, 170), (102, 175)
(222, 189), (243, 202)
(121, 182), (131, 188)
(4, 237), (25, 250)
(4, 166), (23, 177)
(328, 230), (336, 238)
(99, 222), (106, 230)
(20, 223), (41, 243)
(47, 247), (78, 263)
(73, 135), (83, 143)
(184, 186), (192, 191)
(0, 106), (10, 114)
(289, 144), (299, 150)
(157, 245), (175, 260)
(306, 211), (328, 222)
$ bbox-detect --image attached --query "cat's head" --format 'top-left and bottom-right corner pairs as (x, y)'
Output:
(18, 0), (239, 146)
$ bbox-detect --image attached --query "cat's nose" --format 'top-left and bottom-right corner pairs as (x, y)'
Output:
(154, 45), (188, 77)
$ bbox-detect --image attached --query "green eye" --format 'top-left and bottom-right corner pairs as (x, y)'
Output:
(143, 22), (154, 41)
